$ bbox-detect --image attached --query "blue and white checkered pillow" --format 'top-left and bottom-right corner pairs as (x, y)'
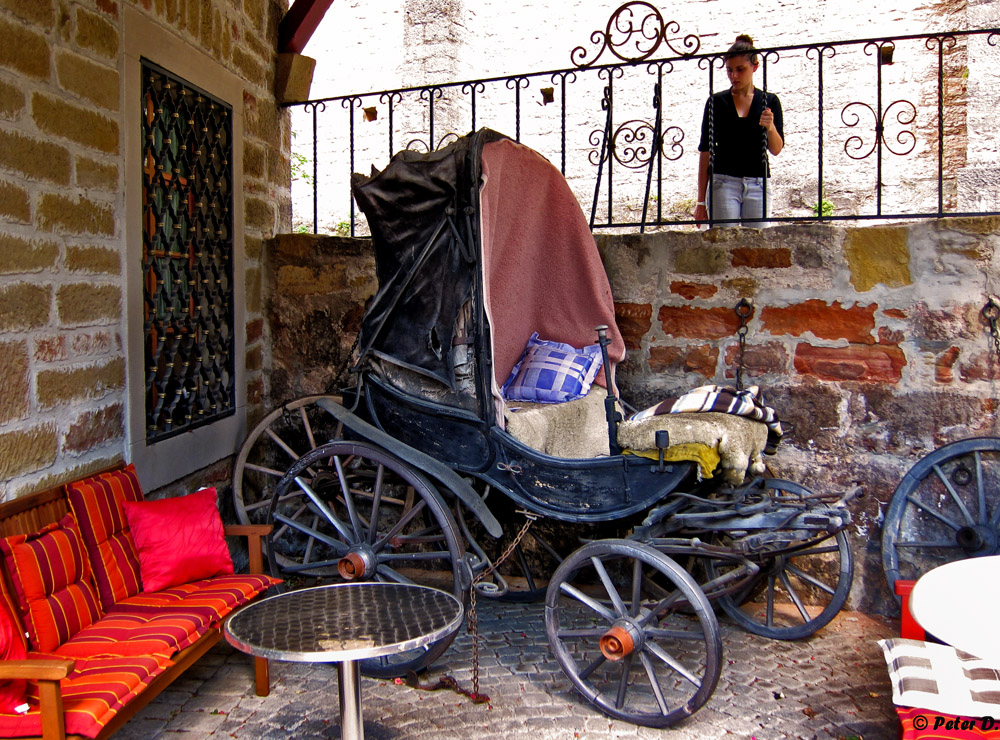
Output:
(501, 333), (603, 404)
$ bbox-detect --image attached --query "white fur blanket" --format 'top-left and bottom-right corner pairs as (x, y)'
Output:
(617, 412), (767, 485)
(504, 386), (614, 458)
(505, 388), (768, 484)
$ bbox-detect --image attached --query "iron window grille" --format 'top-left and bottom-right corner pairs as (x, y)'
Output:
(141, 59), (235, 443)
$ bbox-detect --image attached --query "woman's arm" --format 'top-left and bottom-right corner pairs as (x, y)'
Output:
(761, 94), (784, 156)
(694, 150), (710, 222)
(760, 107), (783, 155)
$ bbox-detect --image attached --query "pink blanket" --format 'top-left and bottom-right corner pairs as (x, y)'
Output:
(480, 138), (625, 397)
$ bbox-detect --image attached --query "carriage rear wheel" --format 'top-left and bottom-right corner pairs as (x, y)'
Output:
(233, 395), (344, 543)
(701, 478), (853, 640)
(545, 540), (721, 728)
(882, 437), (1000, 600)
(266, 439), (465, 678)
(705, 529), (852, 641)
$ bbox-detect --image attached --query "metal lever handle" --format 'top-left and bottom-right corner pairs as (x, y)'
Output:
(595, 325), (621, 456)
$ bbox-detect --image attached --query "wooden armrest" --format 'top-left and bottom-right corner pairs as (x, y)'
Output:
(224, 524), (273, 536)
(223, 524), (272, 575)
(0, 659), (74, 681)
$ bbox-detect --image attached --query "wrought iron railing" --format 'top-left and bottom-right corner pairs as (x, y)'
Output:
(287, 3), (1000, 234)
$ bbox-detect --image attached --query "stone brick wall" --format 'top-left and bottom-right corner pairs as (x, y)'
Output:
(260, 218), (1000, 614)
(263, 233), (376, 404)
(0, 0), (290, 500)
(600, 217), (1000, 613)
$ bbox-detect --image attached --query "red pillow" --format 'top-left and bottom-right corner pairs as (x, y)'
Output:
(66, 464), (144, 611)
(0, 601), (27, 713)
(122, 488), (234, 593)
(0, 514), (102, 652)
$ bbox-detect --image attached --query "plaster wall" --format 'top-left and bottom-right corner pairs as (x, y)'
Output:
(293, 0), (1000, 234)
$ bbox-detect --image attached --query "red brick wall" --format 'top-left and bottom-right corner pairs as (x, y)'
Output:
(598, 217), (1000, 614)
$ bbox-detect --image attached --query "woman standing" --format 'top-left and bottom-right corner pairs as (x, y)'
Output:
(694, 35), (783, 226)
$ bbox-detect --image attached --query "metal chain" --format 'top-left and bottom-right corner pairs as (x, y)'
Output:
(330, 331), (362, 393)
(466, 511), (537, 699)
(734, 298), (753, 392)
(982, 296), (1000, 368)
(760, 57), (769, 218)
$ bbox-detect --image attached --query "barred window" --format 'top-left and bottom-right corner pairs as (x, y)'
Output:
(141, 59), (235, 443)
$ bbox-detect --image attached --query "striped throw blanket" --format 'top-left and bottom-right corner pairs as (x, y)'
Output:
(630, 384), (783, 454)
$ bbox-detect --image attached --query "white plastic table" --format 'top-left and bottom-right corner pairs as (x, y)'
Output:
(224, 582), (464, 740)
(909, 554), (1000, 664)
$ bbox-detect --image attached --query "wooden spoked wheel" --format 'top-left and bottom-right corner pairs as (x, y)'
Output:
(545, 539), (721, 728)
(882, 437), (1000, 600)
(702, 478), (853, 640)
(233, 395), (344, 569)
(266, 440), (465, 678)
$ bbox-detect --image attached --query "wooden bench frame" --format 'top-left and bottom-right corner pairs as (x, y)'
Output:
(0, 474), (273, 740)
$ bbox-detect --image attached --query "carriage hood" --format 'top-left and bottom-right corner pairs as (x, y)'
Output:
(352, 129), (624, 397)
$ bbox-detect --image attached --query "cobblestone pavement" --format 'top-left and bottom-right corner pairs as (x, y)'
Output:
(115, 597), (898, 740)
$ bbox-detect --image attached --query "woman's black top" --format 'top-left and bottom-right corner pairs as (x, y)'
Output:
(698, 88), (783, 178)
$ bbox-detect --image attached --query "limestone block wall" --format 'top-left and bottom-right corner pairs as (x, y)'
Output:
(600, 217), (1000, 613)
(0, 0), (291, 500)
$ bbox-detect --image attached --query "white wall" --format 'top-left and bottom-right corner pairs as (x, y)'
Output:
(292, 0), (1000, 234)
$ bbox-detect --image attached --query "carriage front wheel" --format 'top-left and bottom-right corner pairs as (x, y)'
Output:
(266, 439), (465, 678)
(544, 540), (722, 728)
(705, 529), (852, 641)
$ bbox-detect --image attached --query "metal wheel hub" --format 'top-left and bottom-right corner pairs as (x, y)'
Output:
(956, 524), (999, 555)
(599, 619), (644, 661)
(338, 547), (376, 580)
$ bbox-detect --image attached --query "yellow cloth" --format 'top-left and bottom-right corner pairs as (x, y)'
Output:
(624, 442), (721, 480)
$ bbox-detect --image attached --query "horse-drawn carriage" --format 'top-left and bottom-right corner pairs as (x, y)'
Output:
(234, 129), (855, 727)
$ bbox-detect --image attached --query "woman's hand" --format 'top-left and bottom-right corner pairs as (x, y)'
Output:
(694, 202), (708, 222)
(759, 106), (775, 132)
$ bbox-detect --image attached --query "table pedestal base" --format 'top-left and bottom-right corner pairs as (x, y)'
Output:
(338, 659), (363, 740)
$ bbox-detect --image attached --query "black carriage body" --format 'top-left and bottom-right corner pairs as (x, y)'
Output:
(350, 130), (690, 522)
(361, 370), (691, 522)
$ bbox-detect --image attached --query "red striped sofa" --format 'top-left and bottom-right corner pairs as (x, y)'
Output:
(0, 464), (281, 740)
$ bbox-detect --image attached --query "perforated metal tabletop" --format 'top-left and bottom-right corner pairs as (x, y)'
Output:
(224, 582), (464, 663)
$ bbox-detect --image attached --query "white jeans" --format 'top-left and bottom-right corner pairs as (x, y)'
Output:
(707, 173), (769, 226)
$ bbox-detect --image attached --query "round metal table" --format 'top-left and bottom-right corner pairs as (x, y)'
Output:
(224, 582), (464, 740)
(909, 554), (1000, 664)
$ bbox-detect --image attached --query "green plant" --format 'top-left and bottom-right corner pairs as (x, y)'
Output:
(333, 220), (350, 236)
(672, 197), (695, 213)
(290, 132), (313, 185)
(812, 198), (834, 218)
(294, 223), (311, 234)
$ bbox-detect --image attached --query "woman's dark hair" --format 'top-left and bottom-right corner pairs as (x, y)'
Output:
(725, 34), (758, 64)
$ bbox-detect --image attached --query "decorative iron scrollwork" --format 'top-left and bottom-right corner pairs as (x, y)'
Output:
(404, 133), (460, 154)
(660, 125), (684, 161)
(589, 119), (685, 167)
(419, 86), (446, 103)
(610, 120), (657, 169)
(805, 45), (837, 62)
(841, 99), (916, 160)
(303, 100), (327, 116)
(925, 34), (959, 53)
(570, 1), (700, 68)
